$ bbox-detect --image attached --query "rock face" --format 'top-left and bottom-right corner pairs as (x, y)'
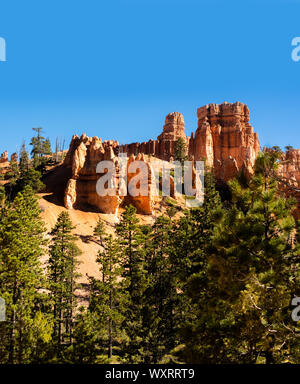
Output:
(120, 103), (260, 182)
(157, 112), (187, 161)
(0, 151), (8, 164)
(63, 134), (154, 215)
(10, 153), (18, 163)
(63, 134), (122, 214)
(189, 102), (260, 181)
(125, 153), (153, 215)
(279, 149), (300, 219)
(59, 102), (300, 218)
(119, 112), (187, 161)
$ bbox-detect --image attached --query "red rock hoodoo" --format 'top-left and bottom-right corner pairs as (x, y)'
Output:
(0, 151), (8, 164)
(279, 149), (300, 220)
(189, 102), (260, 181)
(120, 102), (260, 181)
(119, 112), (186, 161)
(62, 134), (154, 215)
(58, 101), (300, 217)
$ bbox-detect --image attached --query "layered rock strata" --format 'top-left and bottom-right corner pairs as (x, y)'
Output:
(0, 151), (8, 164)
(119, 112), (187, 162)
(60, 102), (300, 218)
(120, 103), (260, 182)
(189, 102), (260, 181)
(63, 134), (154, 215)
(279, 149), (300, 219)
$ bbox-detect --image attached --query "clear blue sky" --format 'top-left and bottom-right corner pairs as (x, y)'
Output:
(0, 0), (300, 156)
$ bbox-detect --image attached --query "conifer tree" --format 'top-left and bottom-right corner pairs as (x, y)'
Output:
(88, 234), (125, 361)
(174, 137), (188, 164)
(66, 308), (100, 363)
(30, 127), (52, 171)
(48, 212), (81, 353)
(0, 186), (50, 363)
(179, 153), (300, 363)
(19, 142), (30, 177)
(144, 215), (179, 363)
(93, 216), (106, 247)
(115, 205), (147, 362)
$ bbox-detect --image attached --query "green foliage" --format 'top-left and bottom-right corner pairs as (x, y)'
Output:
(0, 153), (299, 364)
(178, 153), (300, 363)
(30, 128), (52, 172)
(115, 205), (149, 362)
(30, 128), (52, 159)
(0, 186), (50, 363)
(174, 137), (188, 163)
(19, 142), (30, 176)
(88, 234), (125, 361)
(93, 216), (106, 246)
(47, 212), (82, 355)
(5, 142), (45, 201)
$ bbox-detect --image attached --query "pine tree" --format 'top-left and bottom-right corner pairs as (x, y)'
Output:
(88, 234), (125, 361)
(144, 215), (180, 363)
(173, 171), (225, 363)
(5, 141), (44, 199)
(43, 138), (52, 156)
(17, 168), (45, 193)
(115, 205), (147, 362)
(66, 308), (100, 363)
(19, 141), (30, 177)
(0, 186), (50, 363)
(5, 161), (20, 201)
(30, 127), (52, 171)
(48, 212), (81, 354)
(93, 216), (106, 247)
(174, 137), (187, 164)
(183, 152), (300, 363)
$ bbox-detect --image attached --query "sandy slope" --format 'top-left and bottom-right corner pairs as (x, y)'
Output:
(38, 193), (158, 285)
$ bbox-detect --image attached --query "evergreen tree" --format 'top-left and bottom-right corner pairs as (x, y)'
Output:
(19, 142), (30, 177)
(144, 215), (179, 363)
(48, 212), (81, 355)
(66, 308), (100, 363)
(93, 216), (106, 247)
(180, 152), (299, 363)
(88, 234), (125, 361)
(0, 186), (50, 363)
(174, 137), (188, 164)
(30, 127), (52, 171)
(5, 161), (20, 200)
(116, 205), (147, 362)
(43, 138), (52, 156)
(173, 171), (225, 363)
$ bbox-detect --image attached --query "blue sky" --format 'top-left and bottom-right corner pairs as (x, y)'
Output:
(0, 0), (300, 156)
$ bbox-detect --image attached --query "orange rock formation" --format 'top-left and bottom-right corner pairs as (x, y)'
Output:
(59, 102), (300, 218)
(120, 102), (260, 182)
(190, 102), (260, 181)
(0, 151), (8, 164)
(63, 134), (154, 215)
(279, 149), (300, 219)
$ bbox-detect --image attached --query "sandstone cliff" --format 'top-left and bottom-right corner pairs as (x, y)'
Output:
(189, 102), (260, 181)
(119, 112), (187, 161)
(62, 134), (154, 215)
(120, 102), (260, 182)
(0, 151), (8, 164)
(47, 101), (300, 219)
(279, 149), (300, 219)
